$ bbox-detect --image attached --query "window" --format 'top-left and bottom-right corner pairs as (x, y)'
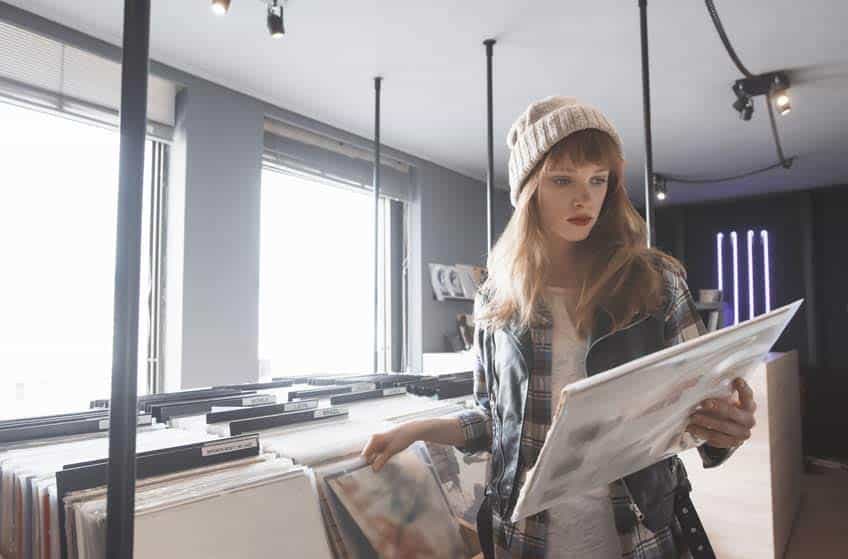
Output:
(0, 101), (166, 419)
(258, 166), (401, 377)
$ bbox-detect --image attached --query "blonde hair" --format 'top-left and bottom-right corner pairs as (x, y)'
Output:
(479, 129), (682, 337)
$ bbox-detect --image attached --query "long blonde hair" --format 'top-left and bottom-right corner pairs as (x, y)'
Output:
(479, 129), (682, 337)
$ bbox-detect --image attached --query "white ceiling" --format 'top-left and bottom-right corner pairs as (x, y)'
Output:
(9, 0), (848, 205)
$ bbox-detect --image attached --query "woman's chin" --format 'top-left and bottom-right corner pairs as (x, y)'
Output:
(555, 228), (592, 243)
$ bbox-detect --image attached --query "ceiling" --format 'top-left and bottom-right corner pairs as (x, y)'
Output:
(8, 0), (848, 205)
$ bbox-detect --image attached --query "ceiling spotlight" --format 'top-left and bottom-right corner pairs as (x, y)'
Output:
(772, 90), (791, 116)
(769, 72), (792, 116)
(654, 175), (668, 201)
(267, 1), (285, 38)
(210, 0), (231, 16)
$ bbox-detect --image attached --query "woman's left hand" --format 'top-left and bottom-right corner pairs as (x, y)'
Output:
(686, 378), (757, 449)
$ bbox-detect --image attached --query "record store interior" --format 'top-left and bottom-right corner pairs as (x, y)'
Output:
(1, 1), (847, 558)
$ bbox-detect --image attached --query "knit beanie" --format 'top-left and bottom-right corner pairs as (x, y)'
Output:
(507, 96), (624, 206)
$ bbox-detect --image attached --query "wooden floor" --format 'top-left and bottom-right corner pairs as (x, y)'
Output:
(783, 467), (848, 559)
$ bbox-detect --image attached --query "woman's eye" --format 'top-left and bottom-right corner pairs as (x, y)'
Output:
(592, 177), (609, 185)
(553, 178), (571, 186)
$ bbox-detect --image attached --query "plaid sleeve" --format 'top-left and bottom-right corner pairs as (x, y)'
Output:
(454, 296), (493, 455)
(662, 267), (736, 469)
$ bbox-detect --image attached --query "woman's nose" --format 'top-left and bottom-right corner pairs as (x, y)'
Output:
(574, 182), (592, 205)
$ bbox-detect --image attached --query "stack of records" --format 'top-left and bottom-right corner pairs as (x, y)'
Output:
(0, 425), (216, 559)
(0, 410), (152, 445)
(261, 419), (393, 467)
(65, 459), (331, 559)
(205, 402), (350, 438)
(405, 372), (474, 399)
(306, 374), (421, 388)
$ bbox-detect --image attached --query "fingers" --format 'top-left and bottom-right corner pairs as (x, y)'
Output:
(700, 397), (756, 429)
(362, 433), (396, 472)
(734, 378), (757, 413)
(686, 425), (743, 449)
(688, 412), (752, 441)
(361, 434), (384, 466)
(372, 452), (390, 473)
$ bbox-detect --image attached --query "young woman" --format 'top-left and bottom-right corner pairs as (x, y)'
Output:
(363, 96), (757, 559)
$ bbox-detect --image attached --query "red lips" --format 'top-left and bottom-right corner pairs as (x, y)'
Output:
(567, 215), (592, 226)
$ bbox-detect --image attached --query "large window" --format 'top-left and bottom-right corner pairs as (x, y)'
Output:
(0, 101), (165, 418)
(259, 166), (400, 377)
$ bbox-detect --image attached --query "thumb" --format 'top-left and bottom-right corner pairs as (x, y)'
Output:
(373, 452), (390, 473)
(734, 378), (756, 412)
(362, 433), (385, 461)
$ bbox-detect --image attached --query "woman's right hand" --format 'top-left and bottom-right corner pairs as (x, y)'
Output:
(362, 423), (417, 472)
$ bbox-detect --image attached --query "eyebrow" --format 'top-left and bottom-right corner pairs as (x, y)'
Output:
(558, 167), (610, 173)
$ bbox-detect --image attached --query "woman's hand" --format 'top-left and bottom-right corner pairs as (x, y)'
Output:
(362, 423), (418, 472)
(686, 378), (757, 449)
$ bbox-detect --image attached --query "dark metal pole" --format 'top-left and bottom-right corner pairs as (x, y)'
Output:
(638, 0), (656, 247)
(484, 39), (496, 253)
(105, 1), (150, 557)
(373, 76), (382, 373)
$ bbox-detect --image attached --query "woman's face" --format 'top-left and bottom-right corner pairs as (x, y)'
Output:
(537, 157), (610, 243)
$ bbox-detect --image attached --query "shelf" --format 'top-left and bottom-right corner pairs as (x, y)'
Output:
(436, 295), (474, 302)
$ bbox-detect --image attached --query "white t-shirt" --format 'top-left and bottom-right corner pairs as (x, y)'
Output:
(544, 286), (622, 559)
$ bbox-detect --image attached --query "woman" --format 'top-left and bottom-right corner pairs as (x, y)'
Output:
(363, 97), (757, 558)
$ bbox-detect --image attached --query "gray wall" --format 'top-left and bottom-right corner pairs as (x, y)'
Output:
(415, 164), (512, 360)
(166, 87), (265, 388)
(0, 2), (513, 385)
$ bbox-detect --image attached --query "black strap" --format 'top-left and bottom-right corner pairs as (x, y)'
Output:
(675, 491), (716, 559)
(476, 493), (496, 559)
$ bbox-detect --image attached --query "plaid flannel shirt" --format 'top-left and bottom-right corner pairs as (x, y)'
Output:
(456, 266), (735, 559)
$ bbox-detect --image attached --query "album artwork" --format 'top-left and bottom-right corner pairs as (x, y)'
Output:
(326, 445), (466, 559)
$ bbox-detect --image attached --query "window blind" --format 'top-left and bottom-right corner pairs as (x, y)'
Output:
(0, 20), (176, 138)
(263, 118), (412, 201)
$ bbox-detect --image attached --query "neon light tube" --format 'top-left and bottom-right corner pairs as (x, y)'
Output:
(761, 230), (771, 312)
(747, 230), (755, 319)
(716, 233), (724, 292)
(731, 231), (739, 325)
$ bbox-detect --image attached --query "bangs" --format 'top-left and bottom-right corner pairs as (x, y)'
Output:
(543, 128), (620, 173)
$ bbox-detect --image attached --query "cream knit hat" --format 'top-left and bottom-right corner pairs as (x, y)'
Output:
(507, 96), (624, 206)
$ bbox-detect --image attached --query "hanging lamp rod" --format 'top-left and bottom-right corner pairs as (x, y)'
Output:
(483, 39), (496, 254)
(105, 0), (151, 557)
(372, 76), (382, 373)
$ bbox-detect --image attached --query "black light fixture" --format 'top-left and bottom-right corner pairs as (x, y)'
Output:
(210, 0), (231, 16)
(267, 0), (285, 38)
(654, 175), (668, 201)
(732, 82), (754, 121)
(732, 71), (791, 121)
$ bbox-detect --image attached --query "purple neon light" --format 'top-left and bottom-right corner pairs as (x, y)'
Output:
(731, 231), (739, 325)
(761, 230), (771, 312)
(747, 230), (755, 319)
(716, 233), (724, 292)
